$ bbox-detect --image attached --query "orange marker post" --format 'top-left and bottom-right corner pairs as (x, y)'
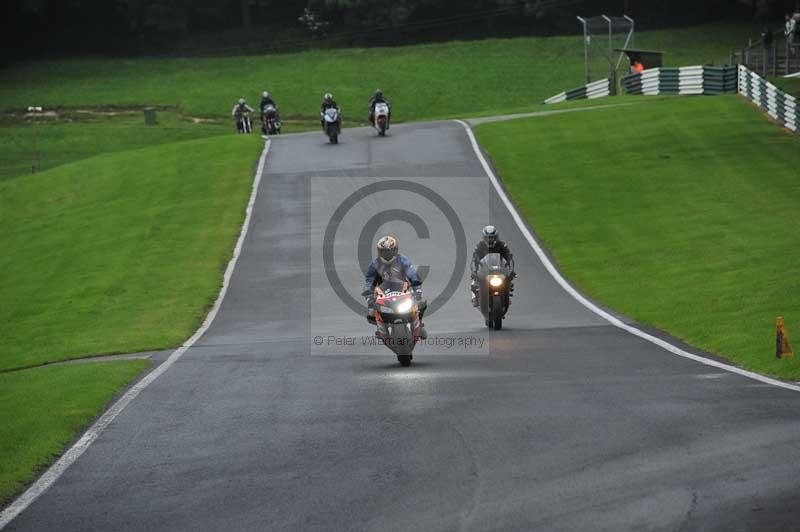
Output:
(776, 317), (794, 359)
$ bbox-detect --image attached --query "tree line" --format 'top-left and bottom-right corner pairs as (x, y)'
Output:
(2, 0), (796, 62)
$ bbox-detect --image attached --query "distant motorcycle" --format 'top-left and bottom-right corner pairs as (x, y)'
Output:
(372, 280), (424, 366)
(475, 253), (512, 330)
(372, 102), (390, 136)
(261, 104), (281, 135)
(322, 107), (341, 144)
(235, 111), (253, 134)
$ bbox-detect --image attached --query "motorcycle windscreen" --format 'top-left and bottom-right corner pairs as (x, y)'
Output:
(478, 253), (510, 277)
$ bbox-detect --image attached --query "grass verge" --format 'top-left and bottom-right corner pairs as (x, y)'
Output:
(0, 360), (151, 506)
(475, 95), (800, 380)
(0, 135), (262, 371)
(0, 111), (229, 181)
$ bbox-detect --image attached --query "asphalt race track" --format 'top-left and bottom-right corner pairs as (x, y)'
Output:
(7, 122), (800, 532)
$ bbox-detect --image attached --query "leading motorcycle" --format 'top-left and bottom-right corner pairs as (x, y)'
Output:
(475, 253), (512, 330)
(322, 107), (341, 144)
(372, 280), (424, 366)
(373, 102), (390, 136)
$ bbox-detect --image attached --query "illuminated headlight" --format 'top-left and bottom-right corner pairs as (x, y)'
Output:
(396, 298), (414, 314)
(488, 275), (505, 287)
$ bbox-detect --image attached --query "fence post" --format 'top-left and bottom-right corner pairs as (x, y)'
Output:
(773, 39), (777, 77)
(787, 38), (790, 75)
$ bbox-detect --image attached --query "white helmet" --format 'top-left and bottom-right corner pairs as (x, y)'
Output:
(238, 98), (246, 105)
(262, 91), (269, 98)
(324, 92), (333, 102)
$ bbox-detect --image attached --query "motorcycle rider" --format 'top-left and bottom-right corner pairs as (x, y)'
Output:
(470, 225), (515, 307)
(362, 235), (428, 339)
(319, 92), (341, 132)
(259, 91), (281, 133)
(368, 88), (391, 127)
(231, 98), (255, 133)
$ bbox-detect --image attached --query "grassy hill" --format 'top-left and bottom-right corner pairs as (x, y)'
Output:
(0, 135), (261, 371)
(0, 21), (749, 122)
(476, 95), (800, 380)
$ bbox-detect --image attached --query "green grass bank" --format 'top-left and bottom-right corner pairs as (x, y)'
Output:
(0, 360), (151, 506)
(0, 135), (262, 371)
(476, 95), (800, 380)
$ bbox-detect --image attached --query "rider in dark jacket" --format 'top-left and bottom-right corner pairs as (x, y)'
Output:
(368, 89), (391, 126)
(470, 225), (515, 306)
(259, 91), (277, 112)
(320, 92), (340, 131)
(362, 235), (427, 338)
(259, 91), (281, 134)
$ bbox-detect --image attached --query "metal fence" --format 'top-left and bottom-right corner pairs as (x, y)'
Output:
(731, 31), (800, 78)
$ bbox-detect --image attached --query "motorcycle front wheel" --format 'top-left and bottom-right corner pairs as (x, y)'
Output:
(492, 295), (503, 331)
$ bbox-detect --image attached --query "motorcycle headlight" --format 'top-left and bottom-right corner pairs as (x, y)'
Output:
(395, 298), (413, 314)
(488, 275), (505, 287)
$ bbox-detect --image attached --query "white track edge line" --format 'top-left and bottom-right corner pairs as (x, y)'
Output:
(454, 119), (800, 393)
(0, 140), (272, 529)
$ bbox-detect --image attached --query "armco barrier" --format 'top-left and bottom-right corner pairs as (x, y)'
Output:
(738, 65), (798, 133)
(544, 78), (610, 104)
(621, 66), (737, 96)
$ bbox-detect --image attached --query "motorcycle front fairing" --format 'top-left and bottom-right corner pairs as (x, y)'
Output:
(374, 282), (421, 353)
(477, 253), (511, 314)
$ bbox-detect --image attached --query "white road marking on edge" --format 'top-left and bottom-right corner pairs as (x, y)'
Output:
(0, 140), (272, 529)
(454, 119), (800, 394)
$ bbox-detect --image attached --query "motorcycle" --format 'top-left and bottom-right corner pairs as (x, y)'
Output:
(373, 102), (390, 136)
(372, 280), (424, 366)
(235, 111), (253, 134)
(475, 253), (512, 330)
(261, 104), (281, 135)
(322, 107), (341, 144)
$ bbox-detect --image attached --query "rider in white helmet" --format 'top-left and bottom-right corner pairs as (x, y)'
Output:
(319, 92), (340, 131)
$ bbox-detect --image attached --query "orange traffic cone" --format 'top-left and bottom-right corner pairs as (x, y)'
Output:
(776, 317), (794, 359)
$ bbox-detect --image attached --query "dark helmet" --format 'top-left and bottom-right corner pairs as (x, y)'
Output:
(376, 235), (399, 263)
(482, 225), (499, 249)
(374, 88), (383, 99)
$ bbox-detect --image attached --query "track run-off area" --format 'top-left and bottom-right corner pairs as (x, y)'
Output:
(4, 120), (800, 532)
